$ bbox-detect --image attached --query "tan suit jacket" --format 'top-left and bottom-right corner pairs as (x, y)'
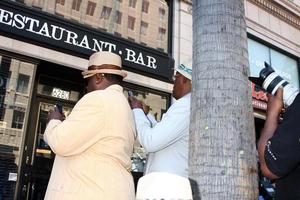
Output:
(44, 85), (136, 200)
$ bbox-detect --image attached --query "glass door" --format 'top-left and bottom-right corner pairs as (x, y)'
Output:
(24, 100), (74, 200)
(17, 64), (83, 200)
(0, 55), (36, 200)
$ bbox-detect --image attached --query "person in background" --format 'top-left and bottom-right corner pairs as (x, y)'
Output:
(128, 63), (192, 178)
(44, 51), (136, 200)
(258, 87), (300, 200)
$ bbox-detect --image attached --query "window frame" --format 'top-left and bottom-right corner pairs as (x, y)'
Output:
(140, 21), (148, 35)
(129, 0), (137, 8)
(72, 0), (82, 11)
(16, 73), (30, 94)
(86, 1), (96, 16)
(159, 7), (166, 20)
(128, 15), (136, 30)
(12, 109), (25, 129)
(158, 27), (166, 41)
(115, 10), (122, 24)
(142, 0), (149, 13)
(100, 6), (112, 19)
(56, 0), (65, 5)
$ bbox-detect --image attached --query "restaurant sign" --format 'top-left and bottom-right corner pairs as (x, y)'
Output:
(0, 1), (173, 81)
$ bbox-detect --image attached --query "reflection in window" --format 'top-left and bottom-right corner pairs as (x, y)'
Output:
(129, 0), (137, 8)
(158, 27), (166, 41)
(101, 6), (112, 19)
(56, 0), (65, 5)
(270, 49), (299, 89)
(142, 0), (149, 13)
(115, 11), (122, 24)
(140, 21), (148, 35)
(72, 0), (82, 11)
(247, 39), (269, 77)
(86, 1), (96, 16)
(17, 74), (30, 94)
(12, 110), (25, 129)
(128, 16), (135, 30)
(0, 54), (35, 199)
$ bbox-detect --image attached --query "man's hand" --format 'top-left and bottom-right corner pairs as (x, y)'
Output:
(47, 107), (65, 123)
(267, 87), (283, 117)
(258, 87), (283, 180)
(128, 96), (143, 109)
(128, 96), (150, 114)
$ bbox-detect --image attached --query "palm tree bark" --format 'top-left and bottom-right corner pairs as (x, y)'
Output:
(189, 0), (258, 199)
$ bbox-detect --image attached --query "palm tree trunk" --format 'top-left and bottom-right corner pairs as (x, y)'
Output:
(189, 0), (258, 199)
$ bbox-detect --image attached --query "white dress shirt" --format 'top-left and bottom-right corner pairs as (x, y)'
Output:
(133, 93), (191, 178)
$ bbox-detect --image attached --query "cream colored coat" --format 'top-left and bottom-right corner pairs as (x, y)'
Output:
(44, 85), (136, 200)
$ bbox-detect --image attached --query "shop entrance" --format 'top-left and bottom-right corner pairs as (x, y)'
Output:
(15, 60), (172, 199)
(20, 99), (74, 200)
(17, 62), (84, 200)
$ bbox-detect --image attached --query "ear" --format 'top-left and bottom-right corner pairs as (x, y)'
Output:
(182, 76), (188, 84)
(95, 74), (103, 84)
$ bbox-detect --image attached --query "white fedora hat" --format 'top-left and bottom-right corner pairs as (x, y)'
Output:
(136, 172), (193, 200)
(82, 51), (127, 78)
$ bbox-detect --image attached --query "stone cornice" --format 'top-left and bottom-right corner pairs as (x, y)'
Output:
(248, 0), (300, 29)
(275, 0), (300, 13)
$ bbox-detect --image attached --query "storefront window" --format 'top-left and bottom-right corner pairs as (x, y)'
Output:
(248, 39), (299, 89)
(270, 49), (299, 89)
(123, 84), (170, 172)
(0, 55), (35, 199)
(248, 38), (299, 109)
(15, 0), (170, 53)
(248, 39), (270, 78)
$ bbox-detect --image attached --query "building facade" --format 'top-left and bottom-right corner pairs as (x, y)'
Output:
(0, 0), (174, 199)
(1, 0), (300, 199)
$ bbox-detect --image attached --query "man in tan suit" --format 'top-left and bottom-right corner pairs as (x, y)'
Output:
(44, 51), (136, 200)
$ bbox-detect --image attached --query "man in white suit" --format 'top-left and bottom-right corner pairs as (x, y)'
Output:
(44, 51), (136, 200)
(129, 63), (192, 178)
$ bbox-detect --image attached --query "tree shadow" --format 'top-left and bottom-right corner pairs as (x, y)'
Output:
(189, 178), (201, 200)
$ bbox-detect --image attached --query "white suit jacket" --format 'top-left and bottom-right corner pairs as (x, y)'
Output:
(136, 172), (193, 200)
(44, 85), (136, 200)
(133, 93), (191, 178)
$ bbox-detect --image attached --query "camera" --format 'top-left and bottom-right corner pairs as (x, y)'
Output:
(249, 62), (299, 107)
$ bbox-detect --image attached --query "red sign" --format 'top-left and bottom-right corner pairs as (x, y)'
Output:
(251, 83), (268, 110)
(251, 83), (268, 101)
